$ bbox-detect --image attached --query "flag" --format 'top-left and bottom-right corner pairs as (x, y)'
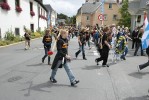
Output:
(142, 12), (149, 49)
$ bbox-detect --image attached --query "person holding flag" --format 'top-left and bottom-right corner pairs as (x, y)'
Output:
(137, 11), (149, 71)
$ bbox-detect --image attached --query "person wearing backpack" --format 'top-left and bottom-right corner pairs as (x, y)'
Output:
(24, 30), (31, 50)
(50, 29), (79, 86)
(42, 29), (52, 65)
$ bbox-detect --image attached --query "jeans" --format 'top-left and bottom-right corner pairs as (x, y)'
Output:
(51, 60), (75, 83)
(87, 40), (90, 47)
(79, 44), (85, 53)
(42, 46), (51, 63)
(121, 46), (128, 58)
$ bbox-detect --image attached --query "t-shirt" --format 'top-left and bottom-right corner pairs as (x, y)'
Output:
(102, 33), (109, 49)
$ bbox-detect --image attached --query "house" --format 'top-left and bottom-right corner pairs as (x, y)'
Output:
(0, 0), (48, 38)
(129, 0), (149, 31)
(76, 0), (121, 28)
(57, 19), (66, 26)
(44, 4), (57, 28)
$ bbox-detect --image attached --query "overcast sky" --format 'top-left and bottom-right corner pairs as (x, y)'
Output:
(43, 0), (84, 17)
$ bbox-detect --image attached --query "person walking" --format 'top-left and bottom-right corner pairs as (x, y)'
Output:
(137, 46), (149, 72)
(50, 29), (79, 86)
(24, 30), (31, 50)
(86, 31), (91, 50)
(75, 29), (87, 60)
(134, 28), (144, 56)
(132, 27), (139, 49)
(42, 29), (53, 65)
(95, 27), (112, 67)
(120, 27), (132, 60)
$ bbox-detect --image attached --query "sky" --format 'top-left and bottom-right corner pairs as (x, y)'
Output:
(43, 0), (85, 17)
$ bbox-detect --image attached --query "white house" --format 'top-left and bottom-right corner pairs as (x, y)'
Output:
(44, 4), (57, 28)
(0, 0), (48, 38)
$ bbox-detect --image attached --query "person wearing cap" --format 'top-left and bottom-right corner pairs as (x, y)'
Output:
(42, 29), (53, 65)
(75, 29), (87, 60)
(50, 30), (79, 86)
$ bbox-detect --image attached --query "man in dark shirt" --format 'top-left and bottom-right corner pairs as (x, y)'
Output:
(134, 28), (144, 56)
(75, 29), (87, 60)
(95, 27), (112, 67)
(132, 27), (139, 49)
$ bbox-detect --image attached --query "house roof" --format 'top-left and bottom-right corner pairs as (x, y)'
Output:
(34, 0), (48, 12)
(77, 2), (101, 15)
(44, 4), (53, 12)
(77, 0), (120, 15)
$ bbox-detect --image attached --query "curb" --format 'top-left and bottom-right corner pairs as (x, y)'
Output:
(0, 37), (42, 48)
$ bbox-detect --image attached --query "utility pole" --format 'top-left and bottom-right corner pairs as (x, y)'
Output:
(100, 0), (105, 26)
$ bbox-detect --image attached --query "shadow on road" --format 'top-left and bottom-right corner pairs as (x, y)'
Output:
(123, 95), (149, 100)
(27, 63), (45, 67)
(21, 81), (75, 97)
(128, 72), (149, 79)
(82, 65), (101, 70)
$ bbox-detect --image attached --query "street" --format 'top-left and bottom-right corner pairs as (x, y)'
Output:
(0, 37), (149, 100)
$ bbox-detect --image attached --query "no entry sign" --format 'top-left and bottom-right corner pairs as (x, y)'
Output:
(98, 14), (104, 21)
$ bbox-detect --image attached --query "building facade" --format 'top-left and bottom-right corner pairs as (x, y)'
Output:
(44, 4), (57, 28)
(76, 0), (121, 28)
(0, 0), (48, 38)
(129, 0), (149, 31)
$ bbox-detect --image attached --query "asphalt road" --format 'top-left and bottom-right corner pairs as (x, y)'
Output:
(0, 37), (149, 100)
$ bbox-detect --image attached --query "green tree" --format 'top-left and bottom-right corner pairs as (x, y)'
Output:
(57, 13), (68, 19)
(118, 0), (131, 28)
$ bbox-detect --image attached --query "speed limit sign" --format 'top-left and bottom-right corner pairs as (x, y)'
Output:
(98, 14), (104, 21)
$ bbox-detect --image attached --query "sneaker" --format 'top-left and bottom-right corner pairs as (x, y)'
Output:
(95, 59), (99, 65)
(42, 58), (44, 63)
(83, 58), (87, 60)
(50, 77), (57, 83)
(71, 80), (80, 86)
(75, 53), (78, 58)
(137, 65), (140, 72)
(102, 64), (109, 67)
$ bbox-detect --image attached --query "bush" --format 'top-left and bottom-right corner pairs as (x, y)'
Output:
(4, 30), (15, 41)
(34, 32), (41, 38)
(13, 36), (21, 42)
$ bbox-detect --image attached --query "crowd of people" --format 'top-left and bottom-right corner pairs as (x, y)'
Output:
(23, 24), (149, 96)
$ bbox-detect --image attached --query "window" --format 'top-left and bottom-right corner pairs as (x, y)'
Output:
(30, 24), (34, 32)
(103, 14), (107, 20)
(15, 28), (20, 36)
(113, 14), (118, 20)
(30, 2), (33, 11)
(41, 8), (42, 15)
(137, 15), (141, 23)
(109, 3), (112, 9)
(15, 0), (20, 7)
(0, 0), (6, 3)
(86, 16), (90, 20)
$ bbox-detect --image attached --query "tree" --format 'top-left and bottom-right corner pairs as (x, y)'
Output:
(57, 13), (68, 19)
(118, 0), (131, 28)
